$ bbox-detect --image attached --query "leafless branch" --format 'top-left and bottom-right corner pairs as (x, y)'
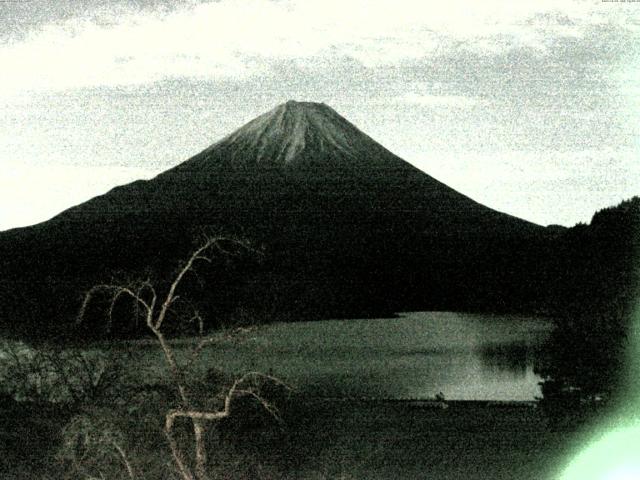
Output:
(112, 441), (136, 480)
(76, 235), (276, 480)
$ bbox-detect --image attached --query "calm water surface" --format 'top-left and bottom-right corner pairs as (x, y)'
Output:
(192, 311), (553, 401)
(0, 312), (553, 401)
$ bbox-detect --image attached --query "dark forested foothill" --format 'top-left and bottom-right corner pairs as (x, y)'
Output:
(536, 196), (640, 406)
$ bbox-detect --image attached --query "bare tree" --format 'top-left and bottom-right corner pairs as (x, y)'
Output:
(0, 340), (124, 405)
(58, 414), (136, 480)
(78, 236), (290, 480)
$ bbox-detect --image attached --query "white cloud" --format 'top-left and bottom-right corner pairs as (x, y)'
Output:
(0, 0), (626, 95)
(398, 92), (484, 107)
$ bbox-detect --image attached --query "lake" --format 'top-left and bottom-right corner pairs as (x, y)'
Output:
(174, 311), (554, 401)
(0, 311), (554, 402)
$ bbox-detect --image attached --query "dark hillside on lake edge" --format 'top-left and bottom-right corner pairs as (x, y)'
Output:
(0, 101), (617, 338)
(537, 196), (640, 401)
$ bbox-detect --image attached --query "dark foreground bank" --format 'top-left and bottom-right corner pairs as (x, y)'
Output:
(2, 395), (591, 480)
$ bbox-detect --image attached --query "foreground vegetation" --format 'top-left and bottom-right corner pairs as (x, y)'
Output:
(1, 236), (289, 479)
(2, 388), (591, 480)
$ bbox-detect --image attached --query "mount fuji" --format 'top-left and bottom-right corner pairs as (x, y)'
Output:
(0, 101), (553, 338)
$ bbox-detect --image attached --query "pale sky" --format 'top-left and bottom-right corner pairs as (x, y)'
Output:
(1, 0), (639, 230)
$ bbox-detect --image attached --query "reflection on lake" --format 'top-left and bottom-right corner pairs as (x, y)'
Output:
(195, 311), (553, 401)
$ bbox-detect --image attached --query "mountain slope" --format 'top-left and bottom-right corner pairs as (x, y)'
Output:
(49, 101), (535, 227)
(0, 101), (552, 338)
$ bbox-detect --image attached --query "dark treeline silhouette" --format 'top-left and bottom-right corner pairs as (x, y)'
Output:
(536, 196), (640, 402)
